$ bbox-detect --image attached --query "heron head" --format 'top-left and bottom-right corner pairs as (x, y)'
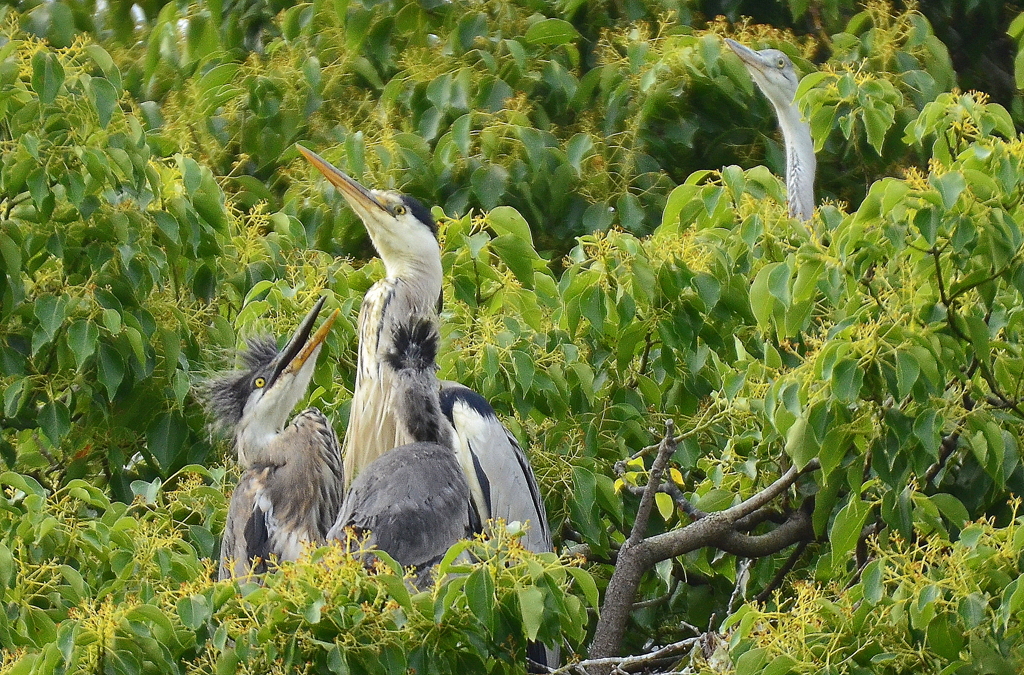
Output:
(205, 296), (339, 456)
(725, 39), (800, 110)
(297, 145), (438, 276)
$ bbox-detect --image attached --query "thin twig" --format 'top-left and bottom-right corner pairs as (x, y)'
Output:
(753, 540), (807, 604)
(725, 559), (751, 618)
(632, 575), (680, 610)
(546, 637), (700, 675)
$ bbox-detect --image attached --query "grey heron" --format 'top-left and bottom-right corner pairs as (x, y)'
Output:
(206, 297), (345, 580)
(296, 145), (553, 556)
(725, 39), (816, 222)
(328, 314), (476, 587)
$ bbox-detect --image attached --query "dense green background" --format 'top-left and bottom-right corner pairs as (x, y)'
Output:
(2, 0), (1024, 673)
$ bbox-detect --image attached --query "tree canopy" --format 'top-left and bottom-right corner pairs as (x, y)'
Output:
(2, 0), (1024, 673)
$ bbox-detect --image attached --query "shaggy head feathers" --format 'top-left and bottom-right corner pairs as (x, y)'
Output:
(203, 336), (280, 432)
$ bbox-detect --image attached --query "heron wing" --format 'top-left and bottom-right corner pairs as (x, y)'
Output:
(439, 381), (552, 553)
(220, 468), (272, 580)
(329, 442), (471, 571)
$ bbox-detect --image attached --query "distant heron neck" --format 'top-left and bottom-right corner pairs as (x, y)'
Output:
(777, 102), (816, 221)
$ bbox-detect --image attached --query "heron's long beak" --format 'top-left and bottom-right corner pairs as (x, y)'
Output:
(265, 297), (335, 389)
(283, 307), (340, 375)
(296, 145), (388, 217)
(725, 39), (769, 73)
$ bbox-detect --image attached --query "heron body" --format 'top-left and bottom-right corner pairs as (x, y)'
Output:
(725, 39), (816, 222)
(206, 297), (345, 580)
(329, 315), (475, 585)
(345, 274), (440, 484)
(297, 146), (553, 555)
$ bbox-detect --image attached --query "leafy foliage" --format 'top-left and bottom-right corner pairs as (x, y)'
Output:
(3, 0), (1024, 673)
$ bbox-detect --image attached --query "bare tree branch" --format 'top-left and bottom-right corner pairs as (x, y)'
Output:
(544, 637), (699, 675)
(626, 420), (676, 548)
(589, 487), (816, 670)
(725, 459), (818, 520)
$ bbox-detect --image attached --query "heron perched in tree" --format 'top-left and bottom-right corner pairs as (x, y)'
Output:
(725, 39), (816, 222)
(328, 314), (476, 586)
(206, 297), (344, 580)
(296, 145), (553, 556)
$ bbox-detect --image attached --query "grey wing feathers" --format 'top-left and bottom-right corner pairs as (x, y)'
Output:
(439, 381), (552, 553)
(329, 442), (471, 571)
(220, 469), (271, 580)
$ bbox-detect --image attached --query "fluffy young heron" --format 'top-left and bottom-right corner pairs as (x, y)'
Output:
(328, 315), (476, 586)
(297, 145), (553, 556)
(206, 297), (344, 580)
(725, 39), (816, 222)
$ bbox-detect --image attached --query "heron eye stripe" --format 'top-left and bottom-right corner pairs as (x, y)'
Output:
(254, 377), (266, 388)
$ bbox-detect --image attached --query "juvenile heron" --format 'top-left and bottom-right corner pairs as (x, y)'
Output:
(328, 315), (476, 586)
(297, 145), (553, 556)
(206, 297), (344, 579)
(725, 39), (816, 222)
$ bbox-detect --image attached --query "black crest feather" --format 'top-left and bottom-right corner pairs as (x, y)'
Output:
(403, 195), (437, 237)
(383, 316), (439, 373)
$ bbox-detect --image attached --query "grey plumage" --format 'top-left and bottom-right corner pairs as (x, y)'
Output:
(205, 298), (345, 580)
(725, 39), (816, 222)
(298, 146), (553, 555)
(328, 315), (474, 585)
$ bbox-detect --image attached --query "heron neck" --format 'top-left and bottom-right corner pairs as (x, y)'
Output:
(383, 254), (443, 309)
(776, 102), (816, 221)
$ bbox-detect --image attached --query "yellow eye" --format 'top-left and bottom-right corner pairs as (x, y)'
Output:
(393, 204), (407, 216)
(777, 58), (786, 68)
(254, 377), (266, 388)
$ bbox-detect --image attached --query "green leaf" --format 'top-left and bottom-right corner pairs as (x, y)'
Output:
(3, 379), (27, 418)
(67, 320), (98, 369)
(490, 235), (537, 290)
(655, 492), (674, 522)
(785, 416), (817, 470)
(831, 359), (863, 404)
(524, 19), (580, 46)
(89, 77), (119, 128)
(31, 51), (64, 104)
(927, 613), (964, 660)
(487, 206), (533, 246)
(931, 171), (966, 210)
(895, 350), (920, 399)
(176, 594), (211, 630)
(517, 586), (544, 641)
(35, 295), (67, 341)
(928, 493), (968, 528)
(465, 567), (495, 627)
(565, 567), (599, 610)
(830, 497), (869, 571)
(471, 164), (509, 211)
(749, 263), (778, 330)
(147, 412), (187, 471)
(862, 559), (884, 604)
(97, 343), (125, 400)
(39, 400), (70, 446)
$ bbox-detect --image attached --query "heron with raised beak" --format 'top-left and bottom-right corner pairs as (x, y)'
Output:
(206, 297), (344, 579)
(296, 145), (553, 556)
(725, 38), (816, 222)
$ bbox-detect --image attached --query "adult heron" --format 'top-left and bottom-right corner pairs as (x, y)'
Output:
(725, 39), (816, 222)
(328, 314), (476, 587)
(296, 145), (553, 555)
(206, 297), (344, 580)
